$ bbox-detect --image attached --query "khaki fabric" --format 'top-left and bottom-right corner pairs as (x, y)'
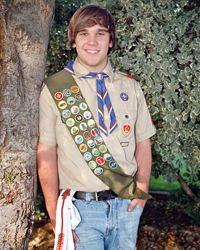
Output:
(39, 58), (156, 192)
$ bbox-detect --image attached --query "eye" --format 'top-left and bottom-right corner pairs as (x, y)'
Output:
(79, 32), (88, 36)
(97, 32), (105, 36)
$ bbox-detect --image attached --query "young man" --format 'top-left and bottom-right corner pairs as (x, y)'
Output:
(37, 4), (156, 249)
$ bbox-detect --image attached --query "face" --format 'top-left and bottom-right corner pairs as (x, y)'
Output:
(72, 24), (113, 72)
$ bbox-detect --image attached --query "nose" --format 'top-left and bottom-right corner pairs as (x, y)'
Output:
(87, 34), (98, 45)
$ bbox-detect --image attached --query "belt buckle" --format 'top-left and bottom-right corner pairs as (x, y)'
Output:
(95, 192), (98, 201)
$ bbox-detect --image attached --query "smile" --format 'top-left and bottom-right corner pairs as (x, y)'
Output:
(86, 50), (98, 54)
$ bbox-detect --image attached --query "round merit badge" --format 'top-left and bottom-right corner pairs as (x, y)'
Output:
(79, 144), (87, 152)
(89, 161), (97, 169)
(75, 93), (83, 101)
(84, 111), (92, 119)
(103, 153), (112, 161)
(55, 92), (63, 100)
(94, 167), (103, 175)
(96, 157), (105, 166)
(58, 100), (67, 109)
(83, 131), (91, 140)
(71, 106), (79, 115)
(94, 136), (103, 145)
(63, 89), (71, 97)
(75, 114), (83, 122)
(99, 145), (107, 153)
(71, 86), (79, 93)
(87, 140), (95, 148)
(79, 102), (87, 110)
(67, 97), (75, 105)
(62, 109), (71, 119)
(120, 92), (129, 101)
(91, 128), (99, 137)
(75, 135), (83, 144)
(92, 148), (100, 157)
(109, 161), (117, 169)
(71, 126), (79, 135)
(84, 152), (92, 161)
(88, 119), (95, 128)
(66, 118), (75, 127)
(79, 122), (87, 131)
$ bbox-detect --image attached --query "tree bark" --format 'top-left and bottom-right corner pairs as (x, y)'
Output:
(0, 1), (54, 249)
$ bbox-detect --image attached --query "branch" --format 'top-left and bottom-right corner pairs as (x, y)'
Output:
(177, 172), (198, 200)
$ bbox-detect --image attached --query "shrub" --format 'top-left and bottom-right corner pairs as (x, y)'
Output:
(106, 0), (200, 193)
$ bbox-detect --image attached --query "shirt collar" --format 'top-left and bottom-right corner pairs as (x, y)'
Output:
(73, 57), (115, 82)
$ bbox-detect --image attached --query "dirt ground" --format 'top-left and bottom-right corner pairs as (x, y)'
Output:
(28, 194), (200, 250)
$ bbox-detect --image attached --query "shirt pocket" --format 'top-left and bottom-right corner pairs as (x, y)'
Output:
(116, 112), (136, 163)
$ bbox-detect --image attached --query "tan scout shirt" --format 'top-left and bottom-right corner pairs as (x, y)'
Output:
(39, 59), (156, 192)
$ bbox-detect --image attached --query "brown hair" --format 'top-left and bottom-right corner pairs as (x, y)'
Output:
(68, 5), (116, 51)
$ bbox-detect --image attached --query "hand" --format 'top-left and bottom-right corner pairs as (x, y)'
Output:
(127, 198), (147, 212)
(72, 230), (80, 247)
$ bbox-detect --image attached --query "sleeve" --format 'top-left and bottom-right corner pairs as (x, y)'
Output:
(39, 85), (57, 146)
(134, 82), (156, 142)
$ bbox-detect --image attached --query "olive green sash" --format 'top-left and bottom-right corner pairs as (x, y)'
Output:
(45, 70), (151, 200)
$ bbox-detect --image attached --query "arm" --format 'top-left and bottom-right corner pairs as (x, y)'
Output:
(37, 141), (59, 231)
(128, 138), (152, 211)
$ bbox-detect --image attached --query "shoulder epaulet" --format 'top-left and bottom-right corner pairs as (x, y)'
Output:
(126, 74), (135, 79)
(117, 71), (135, 79)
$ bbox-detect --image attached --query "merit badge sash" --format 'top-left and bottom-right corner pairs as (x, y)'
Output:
(45, 70), (151, 200)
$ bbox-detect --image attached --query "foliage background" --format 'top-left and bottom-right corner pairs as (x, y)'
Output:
(43, 0), (200, 221)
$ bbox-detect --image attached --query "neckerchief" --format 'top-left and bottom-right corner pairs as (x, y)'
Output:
(64, 61), (117, 136)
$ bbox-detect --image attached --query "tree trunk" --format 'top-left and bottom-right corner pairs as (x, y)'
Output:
(0, 1), (54, 249)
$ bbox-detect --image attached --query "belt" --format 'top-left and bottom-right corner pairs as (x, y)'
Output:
(74, 190), (118, 201)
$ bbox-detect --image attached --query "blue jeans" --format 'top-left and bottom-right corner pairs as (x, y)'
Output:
(73, 197), (143, 250)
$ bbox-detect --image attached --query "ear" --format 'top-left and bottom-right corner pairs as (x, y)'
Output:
(109, 40), (113, 48)
(72, 42), (76, 48)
